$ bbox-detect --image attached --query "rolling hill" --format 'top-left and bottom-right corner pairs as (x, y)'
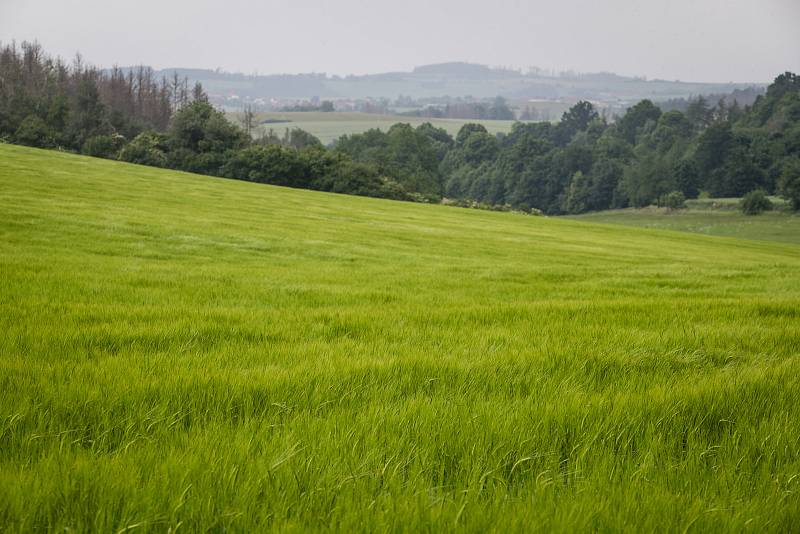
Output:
(158, 62), (762, 105)
(1, 144), (799, 531)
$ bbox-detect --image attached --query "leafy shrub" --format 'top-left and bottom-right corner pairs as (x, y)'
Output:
(15, 115), (55, 148)
(221, 144), (311, 187)
(222, 145), (411, 200)
(659, 190), (686, 210)
(441, 197), (542, 215)
(322, 159), (400, 198)
(740, 189), (774, 215)
(82, 134), (125, 159)
(118, 132), (168, 167)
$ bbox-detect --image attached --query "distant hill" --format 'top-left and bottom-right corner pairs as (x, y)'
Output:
(123, 63), (764, 110)
(412, 62), (522, 79)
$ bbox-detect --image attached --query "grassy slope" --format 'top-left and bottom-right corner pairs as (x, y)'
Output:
(1, 144), (799, 532)
(568, 203), (800, 246)
(233, 111), (531, 143)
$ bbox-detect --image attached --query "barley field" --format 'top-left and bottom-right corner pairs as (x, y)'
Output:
(1, 144), (799, 532)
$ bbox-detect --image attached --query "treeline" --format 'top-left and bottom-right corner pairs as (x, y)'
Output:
(279, 100), (335, 112)
(658, 87), (762, 114)
(0, 42), (180, 154)
(336, 75), (800, 212)
(108, 103), (410, 200)
(2, 42), (798, 212)
(0, 42), (412, 201)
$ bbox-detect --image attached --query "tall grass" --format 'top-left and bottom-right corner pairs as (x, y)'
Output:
(1, 144), (799, 532)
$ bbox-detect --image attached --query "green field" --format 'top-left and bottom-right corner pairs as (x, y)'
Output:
(230, 111), (533, 143)
(568, 199), (800, 246)
(1, 144), (800, 532)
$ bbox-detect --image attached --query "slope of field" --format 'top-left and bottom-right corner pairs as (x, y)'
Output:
(568, 200), (800, 246)
(1, 144), (799, 532)
(233, 111), (532, 143)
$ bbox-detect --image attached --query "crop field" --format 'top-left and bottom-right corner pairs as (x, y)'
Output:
(229, 111), (531, 144)
(569, 199), (800, 246)
(1, 144), (799, 532)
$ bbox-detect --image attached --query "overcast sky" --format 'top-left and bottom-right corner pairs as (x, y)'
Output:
(1, 0), (798, 83)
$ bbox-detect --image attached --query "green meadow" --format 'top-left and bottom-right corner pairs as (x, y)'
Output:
(569, 200), (800, 246)
(1, 143), (799, 532)
(232, 111), (531, 143)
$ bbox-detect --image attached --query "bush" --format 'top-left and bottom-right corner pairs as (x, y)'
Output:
(15, 115), (55, 148)
(221, 144), (311, 187)
(119, 132), (168, 167)
(740, 189), (774, 215)
(659, 190), (686, 210)
(82, 134), (125, 159)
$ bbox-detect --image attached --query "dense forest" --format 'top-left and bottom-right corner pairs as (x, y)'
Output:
(2, 42), (798, 212)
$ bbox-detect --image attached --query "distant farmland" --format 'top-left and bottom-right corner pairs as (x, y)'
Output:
(228, 111), (538, 143)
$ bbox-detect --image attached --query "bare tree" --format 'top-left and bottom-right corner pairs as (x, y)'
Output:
(170, 71), (183, 112)
(240, 104), (256, 137)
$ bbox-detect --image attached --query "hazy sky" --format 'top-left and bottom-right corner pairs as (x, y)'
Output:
(2, 0), (798, 83)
